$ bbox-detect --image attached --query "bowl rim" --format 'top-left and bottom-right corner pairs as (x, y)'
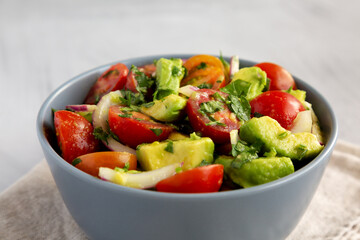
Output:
(37, 54), (338, 200)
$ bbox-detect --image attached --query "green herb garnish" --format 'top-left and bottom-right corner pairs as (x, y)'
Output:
(197, 62), (207, 70)
(150, 128), (163, 136)
(164, 140), (174, 153)
(278, 132), (289, 139)
(72, 158), (82, 166)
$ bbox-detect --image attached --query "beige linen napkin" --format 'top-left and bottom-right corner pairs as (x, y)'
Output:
(0, 140), (359, 240)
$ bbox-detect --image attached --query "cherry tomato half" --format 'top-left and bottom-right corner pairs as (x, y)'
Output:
(72, 151), (137, 177)
(84, 63), (129, 104)
(108, 106), (173, 148)
(54, 110), (98, 163)
(250, 91), (305, 130)
(255, 62), (296, 91)
(156, 164), (224, 193)
(181, 55), (226, 90)
(186, 89), (241, 144)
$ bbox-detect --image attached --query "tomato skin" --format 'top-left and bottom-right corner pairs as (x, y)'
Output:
(73, 152), (137, 177)
(125, 71), (138, 92)
(54, 110), (98, 163)
(186, 89), (241, 144)
(84, 63), (129, 104)
(255, 62), (296, 91)
(250, 91), (305, 130)
(156, 164), (224, 193)
(108, 106), (173, 148)
(181, 55), (226, 90)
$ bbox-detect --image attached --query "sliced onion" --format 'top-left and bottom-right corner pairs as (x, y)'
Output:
(65, 104), (97, 112)
(291, 110), (312, 134)
(99, 163), (179, 189)
(92, 90), (136, 155)
(229, 55), (240, 79)
(179, 85), (199, 97)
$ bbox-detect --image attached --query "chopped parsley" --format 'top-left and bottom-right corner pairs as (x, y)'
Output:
(199, 100), (224, 115)
(231, 140), (263, 169)
(164, 140), (174, 153)
(197, 62), (207, 70)
(278, 132), (289, 139)
(118, 113), (132, 118)
(226, 94), (251, 122)
(130, 65), (154, 94)
(150, 128), (163, 136)
(197, 83), (213, 89)
(119, 89), (145, 107)
(253, 112), (264, 118)
(297, 144), (308, 160)
(93, 122), (120, 144)
(172, 66), (181, 77)
(72, 158), (82, 166)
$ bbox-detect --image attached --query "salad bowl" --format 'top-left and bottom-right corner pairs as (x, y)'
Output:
(37, 54), (338, 240)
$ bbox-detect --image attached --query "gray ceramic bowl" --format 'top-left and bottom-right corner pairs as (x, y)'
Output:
(37, 54), (338, 240)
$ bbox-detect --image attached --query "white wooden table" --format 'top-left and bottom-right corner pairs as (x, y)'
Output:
(0, 0), (359, 193)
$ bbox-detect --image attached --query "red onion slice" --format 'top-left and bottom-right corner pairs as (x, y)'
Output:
(179, 85), (199, 97)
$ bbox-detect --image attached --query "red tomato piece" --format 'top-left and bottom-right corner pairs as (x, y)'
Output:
(54, 110), (98, 163)
(156, 164), (224, 193)
(250, 91), (305, 130)
(255, 62), (296, 91)
(186, 89), (241, 144)
(108, 106), (173, 148)
(84, 63), (129, 104)
(73, 151), (137, 177)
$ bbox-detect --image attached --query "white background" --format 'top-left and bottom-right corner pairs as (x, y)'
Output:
(0, 0), (359, 193)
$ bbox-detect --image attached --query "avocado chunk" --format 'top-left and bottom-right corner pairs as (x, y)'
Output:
(231, 67), (267, 100)
(240, 116), (324, 160)
(287, 89), (306, 107)
(137, 137), (214, 171)
(140, 94), (187, 122)
(215, 155), (294, 188)
(154, 58), (185, 100)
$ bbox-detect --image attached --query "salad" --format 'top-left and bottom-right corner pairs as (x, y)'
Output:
(53, 54), (324, 193)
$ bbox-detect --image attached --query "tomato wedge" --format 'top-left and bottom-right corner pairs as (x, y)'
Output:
(254, 62), (296, 91)
(108, 106), (173, 148)
(84, 63), (129, 104)
(156, 164), (224, 193)
(186, 89), (241, 144)
(72, 151), (137, 177)
(54, 110), (98, 163)
(250, 91), (305, 130)
(181, 55), (226, 90)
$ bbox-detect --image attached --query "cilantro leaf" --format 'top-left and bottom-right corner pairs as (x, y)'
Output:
(197, 83), (213, 89)
(164, 140), (174, 153)
(93, 127), (110, 144)
(130, 65), (154, 94)
(221, 80), (250, 98)
(119, 89), (145, 107)
(199, 100), (224, 115)
(197, 62), (207, 70)
(150, 128), (163, 136)
(72, 158), (82, 166)
(231, 140), (263, 169)
(226, 95), (251, 122)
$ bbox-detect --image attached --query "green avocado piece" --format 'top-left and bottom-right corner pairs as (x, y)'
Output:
(137, 137), (214, 171)
(240, 116), (324, 160)
(286, 89), (306, 108)
(215, 155), (294, 188)
(140, 94), (187, 122)
(154, 58), (185, 100)
(231, 67), (267, 100)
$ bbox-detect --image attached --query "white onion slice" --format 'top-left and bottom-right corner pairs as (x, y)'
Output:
(179, 85), (199, 97)
(230, 129), (239, 145)
(99, 163), (179, 189)
(291, 110), (312, 134)
(92, 90), (136, 155)
(229, 55), (240, 79)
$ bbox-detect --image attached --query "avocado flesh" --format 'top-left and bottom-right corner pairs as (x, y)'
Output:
(231, 67), (267, 100)
(215, 155), (294, 188)
(154, 58), (185, 100)
(140, 94), (187, 122)
(137, 137), (214, 171)
(240, 116), (324, 160)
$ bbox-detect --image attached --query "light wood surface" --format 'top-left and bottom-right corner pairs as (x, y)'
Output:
(0, 0), (359, 192)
